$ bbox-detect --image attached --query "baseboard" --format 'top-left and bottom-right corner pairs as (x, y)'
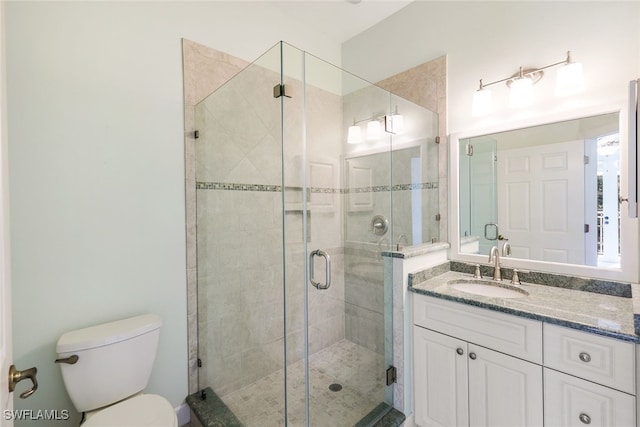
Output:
(175, 401), (191, 426)
(401, 413), (416, 427)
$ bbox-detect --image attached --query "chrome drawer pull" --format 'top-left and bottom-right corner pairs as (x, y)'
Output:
(579, 413), (591, 424)
(579, 352), (591, 363)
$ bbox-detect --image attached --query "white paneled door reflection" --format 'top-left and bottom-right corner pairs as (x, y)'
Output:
(497, 140), (590, 265)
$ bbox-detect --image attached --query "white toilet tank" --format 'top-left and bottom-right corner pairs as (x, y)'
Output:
(56, 314), (162, 413)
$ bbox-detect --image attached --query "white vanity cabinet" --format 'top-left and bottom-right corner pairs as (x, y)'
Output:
(412, 293), (639, 427)
(543, 323), (636, 427)
(413, 294), (543, 427)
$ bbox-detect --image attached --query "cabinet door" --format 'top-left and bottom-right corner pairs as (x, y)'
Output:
(544, 368), (635, 427)
(468, 344), (543, 427)
(414, 326), (469, 427)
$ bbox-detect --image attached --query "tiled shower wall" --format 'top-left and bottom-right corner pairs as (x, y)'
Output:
(376, 58), (448, 242)
(183, 39), (447, 396)
(183, 39), (250, 394)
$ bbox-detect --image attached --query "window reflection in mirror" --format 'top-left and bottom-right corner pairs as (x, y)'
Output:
(458, 112), (620, 268)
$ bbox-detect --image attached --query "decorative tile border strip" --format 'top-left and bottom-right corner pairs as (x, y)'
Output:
(196, 181), (438, 193)
(309, 187), (343, 194)
(393, 182), (438, 191)
(196, 182), (281, 192)
(352, 185), (391, 193)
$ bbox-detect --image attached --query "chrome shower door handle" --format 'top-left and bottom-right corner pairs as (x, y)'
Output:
(484, 223), (499, 241)
(309, 249), (331, 290)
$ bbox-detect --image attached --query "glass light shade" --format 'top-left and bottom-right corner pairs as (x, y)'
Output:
(391, 114), (404, 133)
(366, 120), (381, 139)
(508, 78), (534, 108)
(472, 89), (493, 117)
(556, 62), (584, 96)
(347, 125), (362, 144)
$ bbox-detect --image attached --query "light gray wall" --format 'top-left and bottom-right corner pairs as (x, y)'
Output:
(343, 0), (640, 283)
(343, 1), (640, 134)
(5, 2), (342, 425)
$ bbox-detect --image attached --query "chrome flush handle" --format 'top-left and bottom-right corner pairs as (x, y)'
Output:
(54, 355), (79, 364)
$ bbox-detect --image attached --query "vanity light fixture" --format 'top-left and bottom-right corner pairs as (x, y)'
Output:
(508, 69), (535, 108)
(347, 107), (404, 144)
(366, 119), (382, 140)
(387, 106), (404, 134)
(472, 51), (584, 116)
(347, 120), (362, 144)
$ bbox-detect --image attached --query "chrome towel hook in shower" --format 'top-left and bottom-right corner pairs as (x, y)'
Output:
(309, 249), (331, 290)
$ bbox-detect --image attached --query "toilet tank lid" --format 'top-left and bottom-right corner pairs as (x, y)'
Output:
(56, 314), (162, 354)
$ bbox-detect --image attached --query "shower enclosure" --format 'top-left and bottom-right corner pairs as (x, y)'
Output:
(194, 42), (438, 426)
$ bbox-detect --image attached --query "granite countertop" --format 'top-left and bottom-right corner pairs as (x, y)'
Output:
(409, 266), (640, 343)
(381, 242), (450, 259)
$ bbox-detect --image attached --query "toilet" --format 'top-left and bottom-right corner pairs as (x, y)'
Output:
(56, 314), (178, 427)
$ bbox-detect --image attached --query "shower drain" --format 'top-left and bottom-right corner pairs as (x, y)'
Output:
(329, 383), (342, 392)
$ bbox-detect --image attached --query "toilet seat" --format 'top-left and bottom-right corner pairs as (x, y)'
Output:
(83, 394), (177, 427)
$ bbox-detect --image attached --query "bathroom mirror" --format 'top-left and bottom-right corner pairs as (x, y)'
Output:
(451, 109), (639, 282)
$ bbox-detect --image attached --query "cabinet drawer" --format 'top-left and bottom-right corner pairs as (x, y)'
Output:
(413, 294), (542, 364)
(544, 368), (635, 427)
(544, 323), (635, 394)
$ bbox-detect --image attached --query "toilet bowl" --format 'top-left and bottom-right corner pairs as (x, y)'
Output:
(82, 394), (177, 427)
(56, 314), (178, 427)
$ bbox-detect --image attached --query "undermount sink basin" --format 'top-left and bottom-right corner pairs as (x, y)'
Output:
(447, 279), (529, 299)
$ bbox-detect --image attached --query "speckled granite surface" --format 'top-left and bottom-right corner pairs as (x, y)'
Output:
(372, 408), (405, 426)
(449, 261), (632, 297)
(354, 403), (406, 427)
(381, 242), (450, 259)
(187, 387), (243, 427)
(188, 387), (405, 427)
(409, 262), (640, 343)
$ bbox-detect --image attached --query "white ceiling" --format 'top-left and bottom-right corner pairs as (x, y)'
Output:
(268, 0), (414, 43)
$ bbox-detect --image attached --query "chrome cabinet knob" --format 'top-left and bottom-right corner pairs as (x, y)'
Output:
(469, 352), (477, 360)
(579, 352), (591, 363)
(456, 348), (464, 355)
(579, 413), (591, 424)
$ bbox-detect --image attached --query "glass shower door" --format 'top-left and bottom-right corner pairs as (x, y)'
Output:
(280, 44), (396, 426)
(194, 43), (288, 426)
(194, 40), (438, 426)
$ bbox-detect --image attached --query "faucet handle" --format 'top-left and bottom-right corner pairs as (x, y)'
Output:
(502, 241), (512, 257)
(510, 269), (521, 285)
(473, 264), (482, 279)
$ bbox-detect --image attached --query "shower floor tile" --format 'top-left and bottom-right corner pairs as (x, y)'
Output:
(220, 340), (385, 427)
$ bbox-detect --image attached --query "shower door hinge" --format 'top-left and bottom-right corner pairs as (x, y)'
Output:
(435, 213), (441, 221)
(197, 358), (202, 368)
(584, 155), (590, 165)
(386, 366), (397, 386)
(194, 130), (200, 139)
(273, 84), (292, 99)
(465, 144), (473, 156)
(435, 136), (441, 144)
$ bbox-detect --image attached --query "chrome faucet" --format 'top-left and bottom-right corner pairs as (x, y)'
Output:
(488, 246), (502, 281)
